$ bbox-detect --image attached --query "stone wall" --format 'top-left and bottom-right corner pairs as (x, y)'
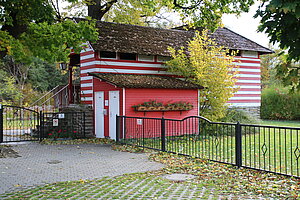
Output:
(231, 106), (261, 120)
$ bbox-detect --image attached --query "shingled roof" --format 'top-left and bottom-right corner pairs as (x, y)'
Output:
(88, 73), (204, 89)
(91, 21), (273, 57)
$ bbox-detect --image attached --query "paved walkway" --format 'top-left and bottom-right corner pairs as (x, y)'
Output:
(0, 143), (164, 194)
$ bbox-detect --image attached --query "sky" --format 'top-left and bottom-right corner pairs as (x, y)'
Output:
(222, 1), (270, 48)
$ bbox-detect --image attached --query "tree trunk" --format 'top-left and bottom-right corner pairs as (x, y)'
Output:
(87, 0), (118, 20)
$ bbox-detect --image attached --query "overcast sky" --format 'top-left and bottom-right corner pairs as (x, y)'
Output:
(222, 1), (270, 48)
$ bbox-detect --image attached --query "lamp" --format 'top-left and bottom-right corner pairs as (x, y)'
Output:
(59, 63), (67, 70)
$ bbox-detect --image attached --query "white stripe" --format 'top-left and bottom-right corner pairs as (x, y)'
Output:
(235, 63), (260, 67)
(235, 57), (260, 62)
(81, 68), (171, 75)
(234, 85), (261, 89)
(81, 83), (93, 87)
(80, 48), (93, 53)
(81, 61), (97, 67)
(235, 91), (261, 94)
(81, 97), (93, 101)
(237, 74), (260, 78)
(81, 90), (93, 94)
(229, 97), (261, 100)
(80, 76), (93, 81)
(236, 80), (261, 83)
(228, 103), (260, 107)
(237, 68), (260, 73)
(81, 54), (94, 60)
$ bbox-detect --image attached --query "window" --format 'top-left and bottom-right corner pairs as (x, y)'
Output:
(100, 51), (117, 59)
(241, 51), (258, 58)
(138, 54), (154, 62)
(157, 56), (171, 62)
(119, 53), (137, 60)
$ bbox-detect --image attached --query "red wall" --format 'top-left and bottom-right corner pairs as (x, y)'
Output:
(93, 78), (123, 137)
(123, 88), (199, 138)
(125, 88), (198, 119)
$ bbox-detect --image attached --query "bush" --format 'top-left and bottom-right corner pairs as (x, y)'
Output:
(261, 87), (300, 120)
(220, 108), (259, 124)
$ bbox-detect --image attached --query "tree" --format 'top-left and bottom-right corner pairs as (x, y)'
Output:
(67, 0), (254, 29)
(0, 0), (98, 63)
(255, 0), (300, 61)
(166, 30), (238, 120)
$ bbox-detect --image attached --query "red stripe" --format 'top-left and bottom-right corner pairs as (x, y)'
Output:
(81, 58), (95, 63)
(234, 59), (260, 64)
(81, 86), (92, 90)
(238, 71), (261, 75)
(238, 88), (261, 91)
(81, 93), (93, 97)
(228, 99), (261, 103)
(80, 80), (92, 84)
(235, 82), (261, 86)
(80, 51), (94, 56)
(81, 101), (92, 104)
(84, 71), (175, 77)
(233, 94), (260, 97)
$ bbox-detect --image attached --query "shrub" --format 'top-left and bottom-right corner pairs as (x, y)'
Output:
(220, 108), (259, 124)
(261, 87), (300, 120)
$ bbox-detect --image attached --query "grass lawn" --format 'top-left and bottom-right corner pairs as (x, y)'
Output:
(260, 120), (300, 127)
(0, 144), (299, 199)
(121, 121), (300, 177)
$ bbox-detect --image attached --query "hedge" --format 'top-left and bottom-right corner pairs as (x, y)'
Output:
(261, 87), (300, 120)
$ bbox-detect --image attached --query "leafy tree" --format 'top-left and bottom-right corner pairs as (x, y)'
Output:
(166, 30), (238, 120)
(0, 69), (23, 104)
(255, 0), (300, 61)
(68, 0), (254, 29)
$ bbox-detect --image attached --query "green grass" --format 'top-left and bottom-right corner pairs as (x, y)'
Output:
(260, 120), (300, 127)
(122, 123), (300, 177)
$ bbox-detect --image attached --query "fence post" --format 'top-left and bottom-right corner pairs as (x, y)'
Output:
(235, 122), (242, 168)
(161, 117), (166, 152)
(83, 112), (86, 138)
(0, 105), (3, 143)
(39, 111), (43, 142)
(116, 115), (120, 142)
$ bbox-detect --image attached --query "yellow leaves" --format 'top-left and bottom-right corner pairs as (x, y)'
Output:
(167, 29), (238, 120)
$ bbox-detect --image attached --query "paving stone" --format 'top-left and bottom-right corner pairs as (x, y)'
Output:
(163, 173), (196, 181)
(0, 142), (164, 194)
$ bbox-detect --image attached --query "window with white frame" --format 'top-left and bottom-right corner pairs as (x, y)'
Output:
(157, 56), (171, 62)
(138, 54), (154, 62)
(241, 51), (258, 58)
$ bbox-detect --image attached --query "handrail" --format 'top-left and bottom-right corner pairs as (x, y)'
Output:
(30, 85), (62, 107)
(40, 84), (69, 105)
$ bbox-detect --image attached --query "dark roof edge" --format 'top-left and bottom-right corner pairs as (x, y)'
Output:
(222, 27), (274, 54)
(88, 72), (119, 88)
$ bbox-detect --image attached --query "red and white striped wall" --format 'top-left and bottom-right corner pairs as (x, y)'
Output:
(80, 49), (261, 108)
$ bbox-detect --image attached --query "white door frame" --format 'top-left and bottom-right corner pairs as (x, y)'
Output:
(109, 91), (120, 140)
(95, 91), (104, 138)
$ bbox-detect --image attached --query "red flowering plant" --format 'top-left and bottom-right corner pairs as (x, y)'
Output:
(48, 128), (79, 139)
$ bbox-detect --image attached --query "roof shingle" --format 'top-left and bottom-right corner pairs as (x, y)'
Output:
(91, 21), (273, 56)
(88, 73), (204, 89)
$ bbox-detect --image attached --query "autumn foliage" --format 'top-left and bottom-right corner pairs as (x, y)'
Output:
(167, 30), (238, 120)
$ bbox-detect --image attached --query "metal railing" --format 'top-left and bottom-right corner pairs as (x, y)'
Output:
(116, 115), (300, 178)
(30, 84), (80, 113)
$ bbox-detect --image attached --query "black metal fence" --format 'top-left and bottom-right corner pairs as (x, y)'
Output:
(116, 115), (300, 178)
(0, 105), (41, 143)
